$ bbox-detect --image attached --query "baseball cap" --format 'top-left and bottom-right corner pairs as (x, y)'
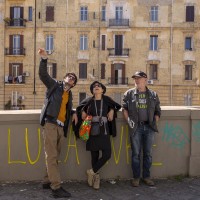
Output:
(132, 71), (147, 78)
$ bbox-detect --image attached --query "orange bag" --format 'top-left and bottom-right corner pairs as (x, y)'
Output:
(79, 115), (92, 141)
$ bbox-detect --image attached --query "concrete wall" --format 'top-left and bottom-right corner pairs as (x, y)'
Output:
(0, 107), (200, 181)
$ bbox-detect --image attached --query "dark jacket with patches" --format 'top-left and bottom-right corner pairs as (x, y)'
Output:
(122, 87), (161, 133)
(39, 58), (73, 137)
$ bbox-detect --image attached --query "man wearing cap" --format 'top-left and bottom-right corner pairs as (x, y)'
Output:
(122, 71), (161, 187)
(38, 48), (78, 198)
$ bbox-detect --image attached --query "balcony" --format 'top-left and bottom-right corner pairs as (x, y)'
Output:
(109, 19), (129, 27)
(107, 48), (130, 56)
(108, 77), (128, 85)
(5, 75), (25, 84)
(5, 48), (26, 56)
(4, 18), (27, 27)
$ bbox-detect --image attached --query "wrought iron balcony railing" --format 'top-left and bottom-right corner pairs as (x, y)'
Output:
(4, 18), (27, 27)
(107, 48), (130, 56)
(109, 19), (129, 27)
(5, 48), (26, 56)
(108, 77), (128, 85)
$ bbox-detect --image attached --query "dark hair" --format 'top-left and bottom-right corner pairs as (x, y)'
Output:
(64, 73), (77, 86)
(90, 81), (106, 94)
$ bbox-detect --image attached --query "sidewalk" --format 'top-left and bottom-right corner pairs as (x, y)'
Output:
(1, 177), (200, 200)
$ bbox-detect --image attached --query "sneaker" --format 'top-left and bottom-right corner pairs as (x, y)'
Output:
(132, 179), (140, 187)
(143, 178), (155, 186)
(52, 187), (71, 198)
(86, 169), (95, 187)
(93, 173), (100, 190)
(42, 182), (51, 189)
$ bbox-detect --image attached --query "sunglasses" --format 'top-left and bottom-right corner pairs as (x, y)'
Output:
(93, 83), (102, 88)
(68, 75), (76, 81)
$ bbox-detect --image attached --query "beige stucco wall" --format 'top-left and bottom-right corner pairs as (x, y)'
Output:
(1, 0), (200, 111)
(0, 107), (200, 181)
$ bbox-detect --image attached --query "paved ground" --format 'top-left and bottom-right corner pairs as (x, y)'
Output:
(1, 177), (200, 200)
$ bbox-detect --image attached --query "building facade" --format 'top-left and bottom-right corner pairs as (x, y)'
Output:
(1, 0), (200, 110)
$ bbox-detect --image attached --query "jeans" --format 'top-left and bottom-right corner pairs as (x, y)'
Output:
(130, 124), (155, 179)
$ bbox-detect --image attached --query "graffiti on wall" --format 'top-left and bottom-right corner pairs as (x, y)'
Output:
(7, 125), (162, 167)
(192, 121), (200, 142)
(161, 122), (190, 149)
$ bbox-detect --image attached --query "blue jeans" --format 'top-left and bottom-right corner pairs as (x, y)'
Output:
(130, 124), (155, 179)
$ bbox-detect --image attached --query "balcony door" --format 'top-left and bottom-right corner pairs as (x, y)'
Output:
(115, 35), (123, 55)
(111, 63), (125, 84)
(115, 7), (123, 20)
(10, 7), (24, 26)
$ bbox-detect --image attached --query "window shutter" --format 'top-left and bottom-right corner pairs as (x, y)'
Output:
(19, 63), (23, 75)
(101, 63), (105, 79)
(9, 63), (12, 76)
(122, 64), (125, 84)
(10, 7), (14, 19)
(102, 35), (106, 50)
(46, 6), (54, 22)
(9, 35), (13, 54)
(20, 7), (24, 26)
(186, 6), (194, 22)
(79, 63), (87, 79)
(52, 63), (57, 78)
(20, 35), (24, 54)
(111, 64), (115, 84)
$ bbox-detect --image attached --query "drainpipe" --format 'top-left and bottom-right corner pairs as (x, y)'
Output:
(33, 0), (37, 108)
(66, 0), (68, 72)
(97, 0), (101, 81)
(170, 0), (174, 105)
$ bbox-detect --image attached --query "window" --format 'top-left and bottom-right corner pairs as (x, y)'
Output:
(101, 35), (106, 50)
(79, 92), (87, 104)
(184, 94), (192, 106)
(186, 6), (194, 22)
(185, 37), (192, 50)
(46, 6), (54, 22)
(10, 7), (24, 26)
(80, 35), (88, 50)
(80, 6), (88, 21)
(8, 63), (23, 83)
(101, 6), (106, 21)
(12, 91), (18, 106)
(185, 65), (192, 80)
(150, 35), (158, 51)
(28, 7), (32, 21)
(45, 35), (54, 54)
(150, 6), (158, 22)
(13, 35), (21, 55)
(115, 7), (123, 20)
(101, 63), (105, 79)
(149, 64), (158, 79)
(47, 63), (57, 78)
(9, 35), (24, 55)
(79, 63), (87, 79)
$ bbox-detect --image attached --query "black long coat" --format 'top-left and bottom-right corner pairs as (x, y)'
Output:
(73, 95), (121, 139)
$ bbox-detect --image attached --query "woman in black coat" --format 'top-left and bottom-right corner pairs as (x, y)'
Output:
(76, 81), (121, 190)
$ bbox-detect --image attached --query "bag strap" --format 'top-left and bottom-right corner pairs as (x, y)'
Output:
(94, 99), (103, 117)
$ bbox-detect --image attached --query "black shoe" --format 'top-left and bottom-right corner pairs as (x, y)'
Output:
(42, 183), (51, 189)
(52, 187), (71, 198)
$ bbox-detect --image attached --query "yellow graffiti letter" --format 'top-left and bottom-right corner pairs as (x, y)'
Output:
(64, 126), (80, 165)
(111, 126), (124, 164)
(8, 128), (26, 164)
(25, 128), (41, 165)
